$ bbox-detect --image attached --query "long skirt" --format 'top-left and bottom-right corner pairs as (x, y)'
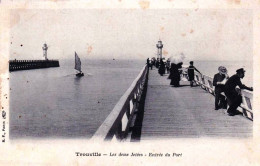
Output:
(170, 73), (180, 87)
(159, 66), (165, 75)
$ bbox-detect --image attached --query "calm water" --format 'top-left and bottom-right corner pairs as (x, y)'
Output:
(9, 59), (253, 139)
(10, 59), (145, 139)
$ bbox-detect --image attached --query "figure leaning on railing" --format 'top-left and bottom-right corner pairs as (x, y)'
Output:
(224, 68), (253, 116)
(187, 61), (202, 87)
(213, 66), (229, 110)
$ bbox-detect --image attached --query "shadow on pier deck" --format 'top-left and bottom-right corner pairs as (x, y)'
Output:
(139, 69), (252, 141)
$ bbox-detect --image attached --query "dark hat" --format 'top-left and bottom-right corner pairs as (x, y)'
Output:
(190, 61), (193, 64)
(236, 68), (245, 73)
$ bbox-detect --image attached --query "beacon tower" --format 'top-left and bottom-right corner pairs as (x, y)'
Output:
(42, 43), (48, 60)
(156, 40), (163, 60)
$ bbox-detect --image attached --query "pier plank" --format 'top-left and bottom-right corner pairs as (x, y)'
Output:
(140, 69), (252, 140)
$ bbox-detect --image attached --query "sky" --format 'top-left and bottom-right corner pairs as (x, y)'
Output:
(9, 9), (253, 61)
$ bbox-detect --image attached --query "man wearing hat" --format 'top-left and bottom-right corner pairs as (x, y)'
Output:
(213, 66), (229, 110)
(224, 68), (253, 116)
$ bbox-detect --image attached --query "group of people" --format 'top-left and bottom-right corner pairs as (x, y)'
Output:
(213, 67), (253, 116)
(146, 57), (253, 117)
(147, 58), (171, 76)
(168, 61), (201, 87)
(147, 58), (202, 87)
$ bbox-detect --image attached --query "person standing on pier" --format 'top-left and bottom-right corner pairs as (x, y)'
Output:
(147, 58), (151, 70)
(213, 66), (229, 110)
(156, 58), (160, 68)
(187, 61), (201, 87)
(224, 68), (253, 116)
(166, 58), (171, 74)
(170, 62), (183, 87)
(158, 59), (165, 76)
(150, 58), (153, 70)
(151, 57), (156, 68)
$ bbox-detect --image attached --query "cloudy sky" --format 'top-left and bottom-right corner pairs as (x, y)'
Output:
(9, 9), (253, 61)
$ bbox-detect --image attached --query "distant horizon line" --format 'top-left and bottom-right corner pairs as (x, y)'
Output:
(8, 57), (253, 62)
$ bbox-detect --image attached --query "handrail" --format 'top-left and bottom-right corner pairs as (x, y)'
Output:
(91, 65), (149, 141)
(193, 72), (253, 120)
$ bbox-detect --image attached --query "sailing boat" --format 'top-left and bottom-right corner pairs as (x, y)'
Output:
(75, 52), (84, 77)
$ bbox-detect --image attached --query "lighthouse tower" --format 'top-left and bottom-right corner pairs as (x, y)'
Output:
(156, 40), (163, 60)
(42, 43), (48, 60)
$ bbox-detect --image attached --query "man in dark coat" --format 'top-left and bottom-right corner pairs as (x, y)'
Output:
(146, 58), (150, 69)
(213, 66), (229, 110)
(155, 58), (160, 68)
(224, 68), (253, 116)
(158, 59), (165, 76)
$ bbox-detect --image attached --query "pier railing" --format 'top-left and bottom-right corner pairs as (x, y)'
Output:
(92, 65), (149, 141)
(193, 72), (253, 120)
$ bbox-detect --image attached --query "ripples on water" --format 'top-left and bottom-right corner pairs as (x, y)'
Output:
(9, 59), (253, 139)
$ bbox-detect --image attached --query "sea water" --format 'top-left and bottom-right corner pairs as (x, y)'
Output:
(9, 59), (253, 139)
(9, 59), (145, 139)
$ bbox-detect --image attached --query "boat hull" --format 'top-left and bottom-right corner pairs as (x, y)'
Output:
(76, 73), (84, 77)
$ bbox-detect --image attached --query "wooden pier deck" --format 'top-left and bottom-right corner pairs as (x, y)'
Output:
(140, 69), (252, 140)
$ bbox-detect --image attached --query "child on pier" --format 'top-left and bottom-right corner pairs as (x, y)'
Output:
(187, 61), (201, 87)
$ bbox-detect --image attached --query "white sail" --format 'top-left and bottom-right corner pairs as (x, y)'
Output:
(75, 52), (81, 72)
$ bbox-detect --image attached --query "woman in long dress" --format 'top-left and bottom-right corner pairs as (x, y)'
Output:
(158, 59), (165, 76)
(170, 62), (183, 87)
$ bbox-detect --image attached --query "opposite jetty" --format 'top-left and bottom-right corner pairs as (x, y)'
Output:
(9, 43), (60, 71)
(9, 59), (59, 71)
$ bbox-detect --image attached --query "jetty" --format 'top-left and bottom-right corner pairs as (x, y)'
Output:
(9, 43), (60, 72)
(92, 65), (253, 142)
(9, 59), (59, 71)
